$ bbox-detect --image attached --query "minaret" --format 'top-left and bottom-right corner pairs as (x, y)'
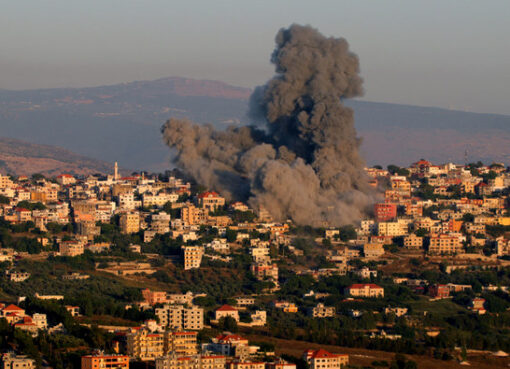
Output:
(114, 162), (119, 181)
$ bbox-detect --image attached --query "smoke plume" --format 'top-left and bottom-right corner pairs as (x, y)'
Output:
(162, 24), (377, 226)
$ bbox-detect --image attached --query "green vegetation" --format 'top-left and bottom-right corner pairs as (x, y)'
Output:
(16, 201), (46, 211)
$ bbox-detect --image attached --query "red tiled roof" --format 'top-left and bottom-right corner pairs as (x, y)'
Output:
(198, 191), (220, 198)
(3, 304), (24, 311)
(310, 349), (337, 358)
(216, 334), (245, 342)
(216, 304), (237, 312)
(413, 159), (431, 167)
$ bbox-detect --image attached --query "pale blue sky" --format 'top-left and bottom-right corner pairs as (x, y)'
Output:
(1, 0), (510, 115)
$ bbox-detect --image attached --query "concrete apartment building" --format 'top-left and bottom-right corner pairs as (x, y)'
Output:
(404, 203), (423, 217)
(59, 240), (84, 257)
(391, 179), (411, 197)
(272, 301), (298, 313)
(250, 263), (278, 281)
(384, 307), (408, 317)
(428, 234), (463, 254)
(346, 284), (384, 298)
(156, 354), (226, 369)
(403, 234), (423, 249)
(118, 192), (139, 210)
(251, 247), (270, 263)
(464, 222), (486, 235)
(76, 220), (100, 240)
(120, 212), (140, 234)
(1, 352), (36, 369)
(266, 361), (297, 369)
(229, 362), (265, 369)
(150, 212), (171, 233)
(81, 354), (129, 369)
(363, 243), (385, 258)
(8, 272), (30, 282)
(181, 204), (207, 225)
(215, 305), (240, 322)
(142, 289), (168, 306)
(168, 331), (198, 356)
(56, 174), (76, 185)
(143, 192), (179, 207)
(377, 221), (408, 237)
(127, 329), (165, 361)
(182, 246), (204, 270)
(0, 174), (14, 189)
(309, 303), (335, 318)
(155, 355), (198, 369)
(374, 203), (397, 222)
(198, 191), (225, 212)
(360, 219), (376, 234)
(127, 329), (197, 359)
(235, 297), (255, 307)
(155, 304), (204, 330)
(250, 310), (267, 326)
(303, 349), (349, 369)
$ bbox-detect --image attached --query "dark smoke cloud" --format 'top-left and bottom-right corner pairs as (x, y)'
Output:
(162, 24), (378, 226)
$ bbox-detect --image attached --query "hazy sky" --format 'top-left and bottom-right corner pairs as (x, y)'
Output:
(2, 0), (510, 115)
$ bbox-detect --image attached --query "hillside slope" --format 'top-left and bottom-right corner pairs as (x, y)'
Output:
(0, 137), (115, 176)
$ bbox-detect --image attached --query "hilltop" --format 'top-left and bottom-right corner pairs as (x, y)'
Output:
(0, 76), (509, 171)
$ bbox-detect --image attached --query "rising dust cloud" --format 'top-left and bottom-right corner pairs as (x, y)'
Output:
(162, 24), (378, 226)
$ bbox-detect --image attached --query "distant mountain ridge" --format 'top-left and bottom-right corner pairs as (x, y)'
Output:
(0, 137), (114, 176)
(0, 76), (508, 171)
(124, 77), (252, 100)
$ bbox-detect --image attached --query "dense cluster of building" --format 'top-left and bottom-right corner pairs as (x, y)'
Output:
(364, 160), (509, 256)
(0, 158), (509, 367)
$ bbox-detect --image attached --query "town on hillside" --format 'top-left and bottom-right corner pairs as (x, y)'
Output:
(0, 159), (509, 368)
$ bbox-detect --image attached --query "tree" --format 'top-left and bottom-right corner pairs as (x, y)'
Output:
(218, 316), (238, 332)
(339, 225), (357, 241)
(0, 195), (10, 204)
(31, 173), (45, 181)
(482, 170), (497, 182)
(387, 165), (400, 175)
(397, 168), (410, 176)
(415, 228), (428, 237)
(462, 213), (474, 222)
(417, 184), (436, 200)
(231, 210), (256, 224)
(321, 238), (331, 247)
(225, 229), (238, 243)
(16, 201), (46, 211)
